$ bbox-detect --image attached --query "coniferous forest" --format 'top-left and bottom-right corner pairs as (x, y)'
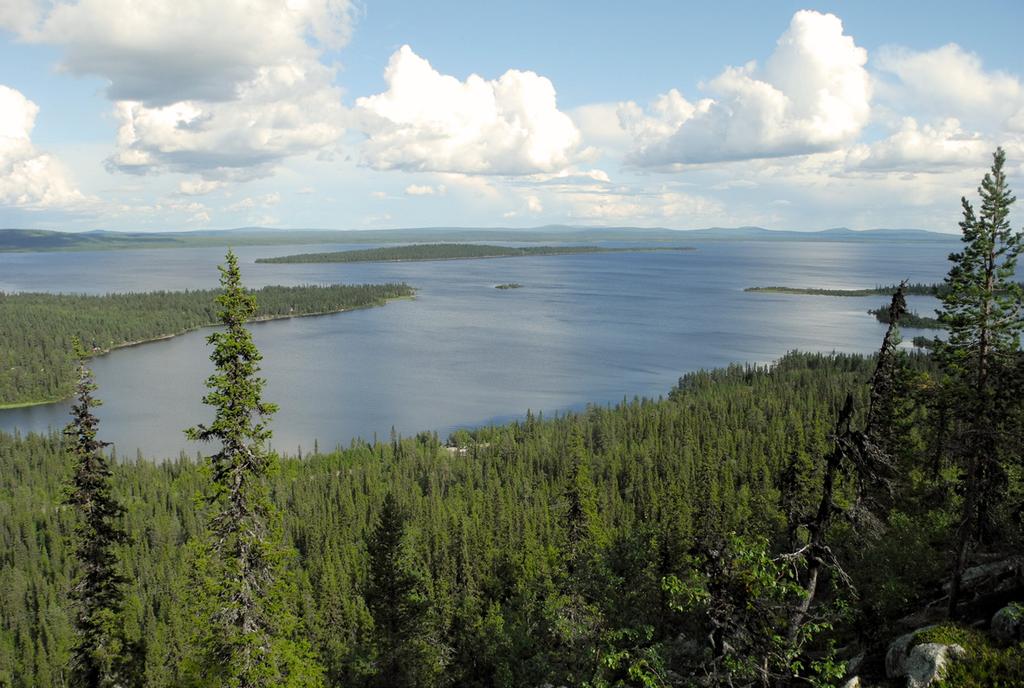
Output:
(0, 284), (413, 407)
(1, 151), (1023, 686)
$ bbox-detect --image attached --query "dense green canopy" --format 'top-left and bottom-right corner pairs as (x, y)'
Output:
(0, 283), (412, 407)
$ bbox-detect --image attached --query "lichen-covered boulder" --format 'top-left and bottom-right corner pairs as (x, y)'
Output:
(886, 628), (933, 678)
(904, 642), (965, 688)
(991, 603), (1024, 645)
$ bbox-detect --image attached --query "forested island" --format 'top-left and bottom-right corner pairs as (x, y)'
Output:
(495, 282), (523, 289)
(0, 283), (413, 408)
(255, 243), (695, 264)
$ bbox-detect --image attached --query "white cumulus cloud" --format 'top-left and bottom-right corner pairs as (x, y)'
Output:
(11, 0), (354, 105)
(0, 85), (88, 210)
(355, 45), (583, 175)
(849, 117), (991, 171)
(875, 43), (1024, 131)
(624, 10), (871, 166)
(107, 60), (346, 178)
(6, 0), (353, 179)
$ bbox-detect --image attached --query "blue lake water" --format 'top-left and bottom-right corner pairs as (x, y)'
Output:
(0, 239), (956, 458)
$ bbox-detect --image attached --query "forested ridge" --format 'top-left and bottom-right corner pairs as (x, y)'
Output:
(255, 243), (694, 264)
(1, 151), (1023, 686)
(0, 284), (413, 407)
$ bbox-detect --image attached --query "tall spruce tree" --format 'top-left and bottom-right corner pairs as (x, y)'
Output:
(365, 492), (441, 688)
(64, 340), (136, 687)
(186, 250), (323, 687)
(555, 424), (606, 683)
(937, 148), (1024, 616)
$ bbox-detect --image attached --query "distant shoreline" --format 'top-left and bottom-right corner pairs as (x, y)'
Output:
(0, 226), (958, 253)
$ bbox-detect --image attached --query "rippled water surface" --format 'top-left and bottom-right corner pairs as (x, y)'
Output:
(0, 239), (955, 457)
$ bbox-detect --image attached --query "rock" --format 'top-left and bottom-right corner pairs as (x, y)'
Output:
(844, 651), (866, 677)
(840, 677), (860, 688)
(942, 556), (1024, 596)
(991, 603), (1024, 644)
(904, 642), (965, 688)
(886, 628), (932, 678)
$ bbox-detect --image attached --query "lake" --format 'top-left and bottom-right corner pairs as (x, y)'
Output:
(0, 239), (956, 458)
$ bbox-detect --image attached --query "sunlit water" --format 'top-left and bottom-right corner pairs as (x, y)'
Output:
(0, 239), (956, 458)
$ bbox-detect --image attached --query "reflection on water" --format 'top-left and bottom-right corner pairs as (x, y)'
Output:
(0, 239), (956, 457)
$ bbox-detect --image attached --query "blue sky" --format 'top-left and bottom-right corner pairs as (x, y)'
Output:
(1, 1), (1023, 232)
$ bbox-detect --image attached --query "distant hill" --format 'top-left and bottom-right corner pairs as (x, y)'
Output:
(0, 225), (959, 253)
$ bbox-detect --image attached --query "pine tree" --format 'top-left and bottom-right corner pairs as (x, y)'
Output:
(365, 492), (441, 688)
(186, 250), (323, 687)
(64, 340), (136, 687)
(936, 148), (1024, 616)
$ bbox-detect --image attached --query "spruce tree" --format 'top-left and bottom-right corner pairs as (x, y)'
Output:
(936, 148), (1024, 616)
(64, 340), (135, 687)
(564, 424), (603, 572)
(186, 250), (323, 687)
(365, 492), (440, 688)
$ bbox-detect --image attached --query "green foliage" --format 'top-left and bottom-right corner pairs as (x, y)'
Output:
(913, 625), (1024, 688)
(63, 347), (137, 687)
(935, 147), (1024, 615)
(185, 251), (324, 687)
(0, 282), (413, 406)
(365, 493), (445, 687)
(869, 306), (944, 329)
(663, 533), (837, 686)
(0, 345), (1020, 685)
(2, 352), (903, 686)
(255, 243), (692, 264)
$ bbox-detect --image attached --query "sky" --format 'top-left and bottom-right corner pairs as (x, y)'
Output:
(1, 1), (1023, 233)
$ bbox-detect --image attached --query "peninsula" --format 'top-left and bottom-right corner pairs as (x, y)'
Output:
(0, 283), (413, 408)
(744, 284), (942, 297)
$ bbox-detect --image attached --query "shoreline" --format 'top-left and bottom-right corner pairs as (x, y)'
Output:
(0, 294), (415, 411)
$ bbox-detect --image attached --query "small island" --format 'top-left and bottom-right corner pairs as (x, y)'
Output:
(256, 243), (696, 264)
(495, 283), (523, 290)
